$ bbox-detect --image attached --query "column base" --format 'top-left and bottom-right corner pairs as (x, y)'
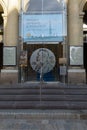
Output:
(0, 69), (18, 85)
(68, 69), (86, 85)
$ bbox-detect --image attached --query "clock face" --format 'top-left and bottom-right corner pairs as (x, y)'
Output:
(30, 48), (56, 74)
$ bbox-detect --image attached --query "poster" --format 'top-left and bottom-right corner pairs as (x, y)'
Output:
(21, 13), (66, 42)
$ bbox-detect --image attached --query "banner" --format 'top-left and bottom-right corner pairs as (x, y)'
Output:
(20, 13), (67, 42)
(19, 0), (67, 43)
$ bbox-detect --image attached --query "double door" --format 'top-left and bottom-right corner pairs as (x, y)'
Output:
(23, 43), (63, 82)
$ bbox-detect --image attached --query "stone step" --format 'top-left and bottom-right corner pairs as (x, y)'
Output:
(0, 83), (87, 109)
(0, 95), (87, 101)
(0, 88), (87, 95)
(0, 101), (87, 109)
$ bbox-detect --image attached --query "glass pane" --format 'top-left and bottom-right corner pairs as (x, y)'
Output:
(26, 0), (64, 13)
(23, 43), (63, 82)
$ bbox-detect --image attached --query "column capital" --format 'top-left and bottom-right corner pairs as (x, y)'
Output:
(2, 13), (7, 20)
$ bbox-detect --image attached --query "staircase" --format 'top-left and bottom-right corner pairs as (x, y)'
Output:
(0, 82), (87, 109)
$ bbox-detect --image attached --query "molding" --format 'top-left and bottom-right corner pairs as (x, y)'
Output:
(68, 69), (85, 73)
(79, 0), (87, 12)
(0, 0), (7, 16)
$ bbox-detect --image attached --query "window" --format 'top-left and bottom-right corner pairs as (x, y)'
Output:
(25, 0), (64, 13)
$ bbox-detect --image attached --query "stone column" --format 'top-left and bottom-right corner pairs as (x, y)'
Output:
(2, 14), (7, 46)
(67, 0), (86, 84)
(68, 0), (80, 46)
(1, 0), (19, 84)
(6, 0), (19, 46)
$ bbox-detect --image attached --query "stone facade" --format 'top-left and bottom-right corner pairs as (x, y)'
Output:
(0, 0), (87, 84)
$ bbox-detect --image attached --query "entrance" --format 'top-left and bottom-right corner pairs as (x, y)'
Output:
(19, 0), (67, 83)
(23, 43), (63, 82)
(19, 41), (67, 83)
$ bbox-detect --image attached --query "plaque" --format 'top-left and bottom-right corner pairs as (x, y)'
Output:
(3, 46), (16, 66)
(70, 46), (83, 65)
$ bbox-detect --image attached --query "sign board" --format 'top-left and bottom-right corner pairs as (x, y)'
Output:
(3, 47), (16, 66)
(60, 65), (67, 75)
(70, 46), (83, 65)
(19, 50), (27, 66)
(20, 13), (67, 42)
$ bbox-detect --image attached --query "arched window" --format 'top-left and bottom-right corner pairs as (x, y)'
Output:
(25, 0), (64, 13)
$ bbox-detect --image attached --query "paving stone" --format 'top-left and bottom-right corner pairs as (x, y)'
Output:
(0, 110), (86, 130)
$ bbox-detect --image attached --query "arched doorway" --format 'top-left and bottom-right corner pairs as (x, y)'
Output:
(0, 5), (3, 42)
(83, 2), (87, 82)
(83, 2), (87, 41)
(19, 0), (67, 83)
(0, 5), (4, 68)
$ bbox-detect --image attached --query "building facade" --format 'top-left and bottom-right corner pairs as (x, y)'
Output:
(0, 0), (87, 84)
